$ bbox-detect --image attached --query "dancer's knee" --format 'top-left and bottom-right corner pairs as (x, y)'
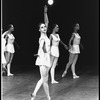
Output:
(43, 76), (48, 83)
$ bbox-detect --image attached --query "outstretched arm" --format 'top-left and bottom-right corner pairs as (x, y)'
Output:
(44, 5), (49, 30)
(60, 39), (68, 50)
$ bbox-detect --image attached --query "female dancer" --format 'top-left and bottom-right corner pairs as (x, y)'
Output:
(31, 5), (51, 100)
(2, 30), (7, 74)
(50, 24), (68, 84)
(4, 24), (15, 76)
(62, 23), (81, 79)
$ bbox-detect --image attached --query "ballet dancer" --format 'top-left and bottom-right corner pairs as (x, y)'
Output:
(4, 24), (15, 76)
(1, 29), (7, 75)
(62, 23), (81, 79)
(49, 24), (68, 84)
(31, 5), (51, 100)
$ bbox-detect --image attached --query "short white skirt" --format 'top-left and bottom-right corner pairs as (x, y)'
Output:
(2, 50), (6, 64)
(50, 46), (59, 57)
(35, 53), (51, 68)
(5, 44), (15, 53)
(69, 45), (80, 54)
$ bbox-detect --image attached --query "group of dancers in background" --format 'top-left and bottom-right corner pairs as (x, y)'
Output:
(1, 5), (82, 100)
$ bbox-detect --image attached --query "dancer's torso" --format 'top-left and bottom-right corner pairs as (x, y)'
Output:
(73, 33), (81, 45)
(51, 34), (60, 46)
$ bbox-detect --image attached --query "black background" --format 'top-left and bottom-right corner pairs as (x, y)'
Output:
(2, 0), (99, 73)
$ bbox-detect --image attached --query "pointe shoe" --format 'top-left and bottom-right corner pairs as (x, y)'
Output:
(62, 71), (67, 77)
(51, 80), (59, 84)
(7, 73), (14, 76)
(47, 96), (51, 100)
(31, 94), (36, 100)
(2, 66), (7, 70)
(73, 75), (79, 79)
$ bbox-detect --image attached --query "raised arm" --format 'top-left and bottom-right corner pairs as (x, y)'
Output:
(44, 5), (49, 30)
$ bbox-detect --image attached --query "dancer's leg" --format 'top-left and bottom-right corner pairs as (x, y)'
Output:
(2, 64), (7, 75)
(50, 57), (58, 83)
(62, 53), (75, 77)
(5, 52), (11, 76)
(43, 66), (51, 100)
(71, 54), (79, 78)
(6, 53), (14, 76)
(31, 66), (44, 98)
(31, 66), (51, 100)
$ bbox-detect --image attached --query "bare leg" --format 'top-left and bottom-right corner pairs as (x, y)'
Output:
(43, 67), (51, 100)
(5, 52), (14, 76)
(50, 57), (58, 84)
(8, 53), (14, 76)
(71, 54), (79, 79)
(31, 67), (43, 100)
(2, 64), (7, 75)
(31, 66), (51, 100)
(62, 53), (75, 77)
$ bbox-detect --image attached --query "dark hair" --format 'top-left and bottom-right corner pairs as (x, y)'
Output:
(52, 24), (59, 29)
(38, 23), (44, 28)
(74, 23), (79, 27)
(8, 24), (14, 29)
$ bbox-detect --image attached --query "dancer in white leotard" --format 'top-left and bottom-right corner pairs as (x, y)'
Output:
(2, 30), (8, 74)
(4, 24), (15, 76)
(62, 23), (81, 79)
(31, 5), (51, 100)
(50, 24), (68, 84)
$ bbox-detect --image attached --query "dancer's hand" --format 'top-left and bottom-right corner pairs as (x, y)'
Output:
(64, 45), (69, 50)
(34, 54), (39, 57)
(44, 5), (48, 13)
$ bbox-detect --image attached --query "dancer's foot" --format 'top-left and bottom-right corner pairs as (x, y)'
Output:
(2, 66), (7, 70)
(2, 71), (6, 76)
(7, 73), (14, 76)
(51, 80), (59, 84)
(73, 75), (79, 79)
(62, 70), (67, 77)
(47, 96), (51, 100)
(31, 94), (36, 100)
(2, 68), (7, 76)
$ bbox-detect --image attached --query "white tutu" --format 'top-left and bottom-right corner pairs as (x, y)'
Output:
(2, 51), (6, 64)
(50, 46), (59, 57)
(2, 37), (6, 64)
(5, 44), (15, 53)
(35, 53), (51, 68)
(69, 45), (80, 54)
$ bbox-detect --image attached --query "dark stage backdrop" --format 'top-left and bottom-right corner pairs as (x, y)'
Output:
(2, 0), (99, 73)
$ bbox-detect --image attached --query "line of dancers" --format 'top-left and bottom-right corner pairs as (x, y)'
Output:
(1, 5), (82, 100)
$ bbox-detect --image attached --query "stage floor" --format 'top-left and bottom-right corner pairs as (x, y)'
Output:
(2, 67), (99, 100)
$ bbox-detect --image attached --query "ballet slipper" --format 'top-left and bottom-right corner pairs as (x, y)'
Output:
(47, 96), (51, 100)
(73, 75), (79, 79)
(51, 80), (59, 84)
(31, 93), (36, 100)
(62, 70), (67, 77)
(7, 73), (14, 76)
